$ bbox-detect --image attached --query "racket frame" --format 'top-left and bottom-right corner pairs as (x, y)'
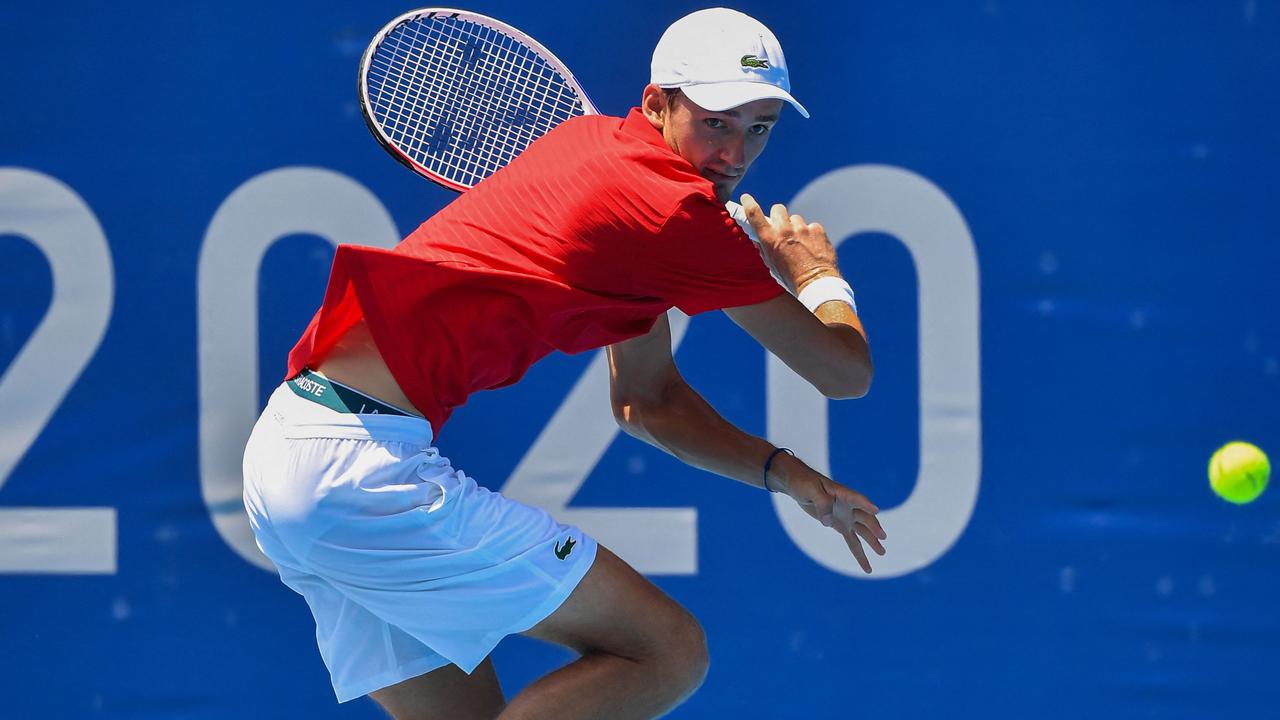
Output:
(358, 7), (598, 192)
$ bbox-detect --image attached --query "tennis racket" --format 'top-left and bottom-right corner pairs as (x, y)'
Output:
(358, 8), (598, 192)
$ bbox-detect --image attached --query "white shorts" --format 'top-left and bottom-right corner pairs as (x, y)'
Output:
(242, 382), (598, 702)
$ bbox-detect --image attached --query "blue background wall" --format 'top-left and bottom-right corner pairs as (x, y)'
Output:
(2, 2), (1278, 717)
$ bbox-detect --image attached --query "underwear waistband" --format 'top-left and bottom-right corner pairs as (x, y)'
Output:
(286, 368), (414, 418)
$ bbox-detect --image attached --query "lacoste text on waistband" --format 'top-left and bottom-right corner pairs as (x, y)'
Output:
(287, 368), (414, 417)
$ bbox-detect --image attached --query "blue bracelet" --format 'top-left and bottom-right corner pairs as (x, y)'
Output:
(763, 447), (795, 492)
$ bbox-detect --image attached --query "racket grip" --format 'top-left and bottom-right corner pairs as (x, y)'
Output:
(725, 200), (760, 245)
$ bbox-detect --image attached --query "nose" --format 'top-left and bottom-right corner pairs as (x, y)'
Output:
(720, 136), (746, 172)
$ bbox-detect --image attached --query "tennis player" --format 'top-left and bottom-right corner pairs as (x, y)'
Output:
(243, 8), (883, 719)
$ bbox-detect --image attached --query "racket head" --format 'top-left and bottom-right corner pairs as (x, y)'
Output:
(358, 8), (598, 192)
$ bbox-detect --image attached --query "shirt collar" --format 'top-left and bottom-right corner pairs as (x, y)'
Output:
(620, 107), (670, 150)
(618, 107), (719, 198)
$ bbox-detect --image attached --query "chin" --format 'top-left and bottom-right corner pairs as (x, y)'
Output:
(699, 171), (739, 203)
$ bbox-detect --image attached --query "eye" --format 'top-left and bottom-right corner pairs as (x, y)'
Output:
(749, 124), (771, 136)
(704, 118), (728, 129)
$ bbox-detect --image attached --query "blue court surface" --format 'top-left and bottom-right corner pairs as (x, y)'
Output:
(1, 2), (1278, 717)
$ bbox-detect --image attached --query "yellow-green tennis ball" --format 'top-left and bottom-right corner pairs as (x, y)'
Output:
(1209, 442), (1270, 504)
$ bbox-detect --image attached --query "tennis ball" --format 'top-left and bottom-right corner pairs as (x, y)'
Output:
(1208, 441), (1270, 504)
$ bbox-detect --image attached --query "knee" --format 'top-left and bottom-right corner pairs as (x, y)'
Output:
(656, 607), (710, 698)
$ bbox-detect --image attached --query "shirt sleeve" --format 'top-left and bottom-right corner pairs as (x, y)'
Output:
(636, 193), (787, 315)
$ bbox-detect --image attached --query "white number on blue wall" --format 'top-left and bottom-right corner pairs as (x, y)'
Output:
(770, 165), (982, 579)
(198, 168), (400, 570)
(0, 168), (116, 574)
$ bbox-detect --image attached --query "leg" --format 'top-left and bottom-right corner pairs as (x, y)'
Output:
(500, 545), (710, 720)
(370, 657), (506, 720)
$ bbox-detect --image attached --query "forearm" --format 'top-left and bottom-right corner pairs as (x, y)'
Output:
(616, 374), (884, 572)
(792, 269), (874, 397)
(617, 379), (783, 491)
(738, 194), (872, 390)
(802, 269), (868, 343)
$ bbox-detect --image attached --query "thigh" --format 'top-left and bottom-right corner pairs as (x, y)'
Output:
(370, 657), (505, 720)
(522, 545), (702, 659)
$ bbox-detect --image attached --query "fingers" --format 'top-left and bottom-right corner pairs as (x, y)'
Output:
(832, 513), (883, 574)
(825, 504), (885, 543)
(769, 202), (790, 234)
(828, 506), (885, 569)
(739, 194), (772, 236)
(842, 529), (873, 574)
(851, 507), (887, 541)
(827, 487), (887, 573)
(740, 196), (828, 248)
(831, 483), (880, 515)
(740, 194), (794, 230)
(793, 476), (886, 572)
(852, 520), (886, 557)
(793, 474), (886, 572)
(790, 213), (806, 234)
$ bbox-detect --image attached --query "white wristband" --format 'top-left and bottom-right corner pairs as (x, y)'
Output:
(798, 276), (858, 315)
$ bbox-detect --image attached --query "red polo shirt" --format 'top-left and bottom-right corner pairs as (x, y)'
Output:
(286, 108), (785, 435)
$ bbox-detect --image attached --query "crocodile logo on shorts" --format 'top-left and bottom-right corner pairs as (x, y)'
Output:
(740, 55), (770, 69)
(554, 537), (577, 560)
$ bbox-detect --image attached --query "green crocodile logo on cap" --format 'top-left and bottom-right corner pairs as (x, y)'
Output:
(740, 55), (770, 69)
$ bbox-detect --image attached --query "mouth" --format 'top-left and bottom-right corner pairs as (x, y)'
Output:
(704, 169), (741, 184)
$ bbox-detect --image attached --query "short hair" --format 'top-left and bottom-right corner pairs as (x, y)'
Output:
(661, 87), (682, 109)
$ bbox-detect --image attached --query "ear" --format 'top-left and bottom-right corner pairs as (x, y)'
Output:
(640, 83), (668, 131)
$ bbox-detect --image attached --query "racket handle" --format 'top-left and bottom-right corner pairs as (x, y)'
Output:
(725, 200), (760, 245)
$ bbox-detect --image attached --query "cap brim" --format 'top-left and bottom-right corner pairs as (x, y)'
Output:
(681, 81), (810, 119)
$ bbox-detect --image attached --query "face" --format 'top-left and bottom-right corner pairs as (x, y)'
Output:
(643, 86), (783, 202)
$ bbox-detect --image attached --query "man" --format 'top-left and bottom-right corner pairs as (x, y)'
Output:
(242, 7), (886, 719)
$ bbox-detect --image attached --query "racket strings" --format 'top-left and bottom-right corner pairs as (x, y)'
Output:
(439, 25), (581, 180)
(366, 14), (586, 188)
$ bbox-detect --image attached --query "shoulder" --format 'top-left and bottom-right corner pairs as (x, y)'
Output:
(536, 112), (628, 149)
(557, 108), (716, 201)
(546, 113), (620, 137)
(536, 112), (722, 222)
(657, 192), (751, 246)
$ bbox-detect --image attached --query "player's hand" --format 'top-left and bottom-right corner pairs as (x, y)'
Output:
(784, 466), (887, 574)
(740, 193), (840, 294)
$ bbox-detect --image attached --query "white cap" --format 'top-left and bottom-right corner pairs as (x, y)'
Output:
(650, 8), (809, 119)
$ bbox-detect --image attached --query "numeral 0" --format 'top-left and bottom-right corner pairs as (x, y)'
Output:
(198, 168), (401, 570)
(770, 166), (981, 579)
